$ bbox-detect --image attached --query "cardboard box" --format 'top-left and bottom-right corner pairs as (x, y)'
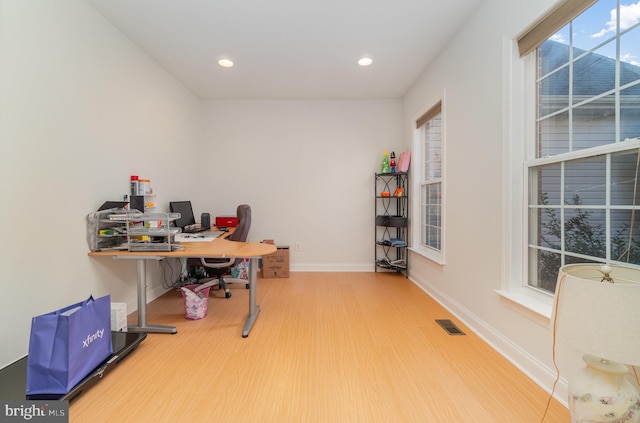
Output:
(262, 246), (290, 278)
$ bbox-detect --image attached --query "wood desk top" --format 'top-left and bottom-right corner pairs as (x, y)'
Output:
(88, 234), (276, 259)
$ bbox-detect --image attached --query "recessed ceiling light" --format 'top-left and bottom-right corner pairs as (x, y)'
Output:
(358, 57), (373, 67)
(218, 59), (234, 68)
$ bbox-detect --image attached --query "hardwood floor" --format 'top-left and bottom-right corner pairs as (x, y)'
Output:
(70, 272), (568, 422)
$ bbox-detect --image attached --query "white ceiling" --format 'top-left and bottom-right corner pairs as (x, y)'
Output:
(87, 0), (481, 100)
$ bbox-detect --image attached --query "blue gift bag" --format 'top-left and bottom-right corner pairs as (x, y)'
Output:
(26, 295), (113, 395)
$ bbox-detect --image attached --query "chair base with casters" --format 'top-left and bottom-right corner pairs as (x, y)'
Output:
(187, 204), (253, 299)
(188, 258), (249, 298)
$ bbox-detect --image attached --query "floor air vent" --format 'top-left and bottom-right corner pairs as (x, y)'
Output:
(436, 319), (465, 336)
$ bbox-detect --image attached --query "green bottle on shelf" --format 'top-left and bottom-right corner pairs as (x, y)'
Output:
(381, 151), (391, 173)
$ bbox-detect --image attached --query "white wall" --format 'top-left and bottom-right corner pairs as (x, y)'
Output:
(0, 0), (583, 406)
(0, 1), (404, 368)
(200, 99), (403, 270)
(0, 0), (202, 367)
(404, 0), (577, 403)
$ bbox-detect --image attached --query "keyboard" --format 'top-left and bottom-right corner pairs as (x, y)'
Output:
(175, 231), (225, 242)
(183, 225), (209, 234)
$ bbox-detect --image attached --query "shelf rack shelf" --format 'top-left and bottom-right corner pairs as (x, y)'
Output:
(100, 211), (181, 252)
(374, 172), (408, 276)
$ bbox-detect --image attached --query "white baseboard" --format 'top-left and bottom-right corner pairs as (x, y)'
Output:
(148, 285), (171, 304)
(290, 263), (374, 272)
(126, 285), (171, 318)
(409, 273), (569, 408)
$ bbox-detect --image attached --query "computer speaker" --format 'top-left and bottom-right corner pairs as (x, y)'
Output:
(201, 213), (211, 229)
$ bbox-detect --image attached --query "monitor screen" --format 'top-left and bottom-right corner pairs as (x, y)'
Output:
(169, 201), (196, 228)
(98, 201), (128, 211)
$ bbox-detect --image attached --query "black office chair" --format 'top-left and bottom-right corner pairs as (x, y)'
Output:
(189, 204), (252, 298)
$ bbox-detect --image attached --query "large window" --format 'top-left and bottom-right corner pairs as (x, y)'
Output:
(526, 0), (640, 293)
(416, 102), (444, 261)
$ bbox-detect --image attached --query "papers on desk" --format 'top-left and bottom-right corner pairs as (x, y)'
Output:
(175, 232), (224, 243)
(99, 242), (129, 251)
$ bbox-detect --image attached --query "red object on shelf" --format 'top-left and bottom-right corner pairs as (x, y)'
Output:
(216, 216), (238, 227)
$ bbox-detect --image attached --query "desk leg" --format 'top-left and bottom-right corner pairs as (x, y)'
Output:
(126, 258), (177, 334)
(242, 257), (261, 338)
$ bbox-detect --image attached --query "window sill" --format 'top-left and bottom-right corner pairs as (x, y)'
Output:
(409, 246), (445, 266)
(495, 289), (552, 326)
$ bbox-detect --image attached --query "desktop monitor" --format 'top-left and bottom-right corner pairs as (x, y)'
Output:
(97, 201), (128, 211)
(169, 201), (196, 228)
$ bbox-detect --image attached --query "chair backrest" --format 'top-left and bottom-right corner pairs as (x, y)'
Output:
(229, 204), (251, 242)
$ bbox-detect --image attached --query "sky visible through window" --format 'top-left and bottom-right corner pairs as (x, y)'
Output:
(549, 0), (640, 65)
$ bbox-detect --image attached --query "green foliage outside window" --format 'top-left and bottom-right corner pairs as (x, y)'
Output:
(536, 193), (640, 292)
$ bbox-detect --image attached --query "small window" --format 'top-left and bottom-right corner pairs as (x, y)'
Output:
(414, 102), (444, 262)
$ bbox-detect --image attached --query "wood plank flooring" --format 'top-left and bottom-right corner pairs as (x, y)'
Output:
(70, 272), (568, 422)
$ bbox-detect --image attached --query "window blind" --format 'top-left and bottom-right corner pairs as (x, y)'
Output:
(416, 102), (442, 129)
(516, 0), (598, 57)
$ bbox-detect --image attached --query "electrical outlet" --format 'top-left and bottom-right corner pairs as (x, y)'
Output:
(294, 242), (301, 251)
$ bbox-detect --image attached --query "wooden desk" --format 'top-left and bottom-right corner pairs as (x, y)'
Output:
(89, 235), (276, 337)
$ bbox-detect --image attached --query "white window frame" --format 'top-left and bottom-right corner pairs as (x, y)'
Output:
(500, 0), (640, 318)
(411, 98), (446, 265)
(498, 38), (554, 316)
